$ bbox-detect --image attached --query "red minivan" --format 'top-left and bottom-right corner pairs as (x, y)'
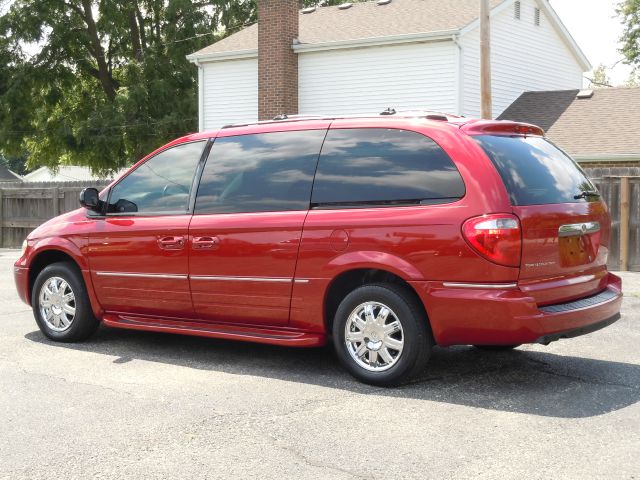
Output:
(14, 112), (623, 385)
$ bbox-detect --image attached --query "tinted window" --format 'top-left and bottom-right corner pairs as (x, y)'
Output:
(108, 141), (205, 214)
(311, 128), (465, 205)
(474, 135), (597, 206)
(195, 130), (326, 214)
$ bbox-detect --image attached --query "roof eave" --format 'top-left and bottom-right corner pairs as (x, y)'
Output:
(187, 48), (258, 64)
(292, 30), (460, 53)
(572, 153), (640, 163)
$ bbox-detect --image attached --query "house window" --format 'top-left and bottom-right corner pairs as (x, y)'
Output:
(535, 7), (541, 26)
(514, 1), (521, 19)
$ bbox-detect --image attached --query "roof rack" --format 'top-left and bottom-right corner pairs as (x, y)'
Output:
(220, 109), (460, 129)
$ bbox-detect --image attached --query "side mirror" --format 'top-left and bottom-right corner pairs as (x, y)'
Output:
(79, 187), (101, 212)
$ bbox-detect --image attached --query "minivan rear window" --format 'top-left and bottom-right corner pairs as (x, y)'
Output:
(311, 128), (465, 207)
(474, 135), (597, 206)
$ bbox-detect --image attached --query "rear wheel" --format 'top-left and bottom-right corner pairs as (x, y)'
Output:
(31, 262), (99, 342)
(332, 283), (432, 386)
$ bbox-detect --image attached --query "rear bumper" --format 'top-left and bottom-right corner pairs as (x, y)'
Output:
(410, 273), (623, 346)
(534, 312), (620, 345)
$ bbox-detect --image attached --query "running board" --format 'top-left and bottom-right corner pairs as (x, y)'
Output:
(102, 314), (326, 347)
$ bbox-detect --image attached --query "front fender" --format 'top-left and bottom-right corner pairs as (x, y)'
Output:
(16, 236), (103, 318)
(21, 236), (89, 270)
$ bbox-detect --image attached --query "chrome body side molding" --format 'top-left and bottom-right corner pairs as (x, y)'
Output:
(189, 275), (292, 283)
(442, 282), (518, 289)
(95, 272), (312, 284)
(95, 272), (188, 280)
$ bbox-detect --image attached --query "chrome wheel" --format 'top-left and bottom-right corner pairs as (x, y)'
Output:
(38, 276), (76, 332)
(344, 301), (404, 372)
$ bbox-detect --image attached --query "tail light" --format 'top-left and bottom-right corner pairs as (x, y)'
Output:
(462, 214), (522, 267)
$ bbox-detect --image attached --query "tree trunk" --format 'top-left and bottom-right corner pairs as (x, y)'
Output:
(80, 0), (116, 100)
(136, 5), (147, 50)
(129, 7), (143, 60)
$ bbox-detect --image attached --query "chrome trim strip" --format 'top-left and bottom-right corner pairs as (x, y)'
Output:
(558, 221), (600, 237)
(95, 272), (188, 280)
(442, 282), (518, 289)
(294, 279), (310, 284)
(189, 275), (292, 283)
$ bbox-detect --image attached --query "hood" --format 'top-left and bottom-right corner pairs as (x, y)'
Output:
(27, 208), (92, 241)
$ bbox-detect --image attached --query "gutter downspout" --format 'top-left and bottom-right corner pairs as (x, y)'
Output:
(191, 58), (205, 132)
(452, 34), (463, 117)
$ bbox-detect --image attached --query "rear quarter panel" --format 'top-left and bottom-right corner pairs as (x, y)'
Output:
(290, 119), (518, 331)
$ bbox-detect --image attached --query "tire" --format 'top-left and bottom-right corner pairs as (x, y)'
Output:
(31, 261), (99, 342)
(474, 345), (521, 351)
(332, 283), (432, 386)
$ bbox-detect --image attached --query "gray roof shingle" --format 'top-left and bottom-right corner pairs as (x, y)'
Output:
(191, 0), (505, 57)
(0, 164), (22, 182)
(498, 88), (640, 156)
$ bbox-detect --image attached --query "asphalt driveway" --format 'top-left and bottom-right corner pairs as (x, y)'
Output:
(1, 248), (638, 479)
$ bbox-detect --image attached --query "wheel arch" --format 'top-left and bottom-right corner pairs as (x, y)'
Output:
(323, 268), (431, 336)
(28, 249), (83, 301)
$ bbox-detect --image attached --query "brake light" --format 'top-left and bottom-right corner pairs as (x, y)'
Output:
(462, 214), (522, 267)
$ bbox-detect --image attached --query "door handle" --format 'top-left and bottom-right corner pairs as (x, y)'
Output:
(158, 236), (185, 250)
(192, 236), (220, 250)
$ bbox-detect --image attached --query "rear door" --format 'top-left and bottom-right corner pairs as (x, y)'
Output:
(188, 126), (328, 326)
(474, 135), (610, 304)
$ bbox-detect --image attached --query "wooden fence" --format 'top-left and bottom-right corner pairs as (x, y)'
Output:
(0, 170), (639, 272)
(0, 181), (110, 248)
(586, 167), (640, 272)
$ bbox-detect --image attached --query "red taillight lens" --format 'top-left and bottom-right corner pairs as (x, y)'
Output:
(462, 214), (522, 267)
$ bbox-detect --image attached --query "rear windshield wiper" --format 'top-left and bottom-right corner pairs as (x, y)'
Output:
(573, 190), (601, 200)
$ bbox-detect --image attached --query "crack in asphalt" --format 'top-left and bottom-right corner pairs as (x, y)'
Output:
(267, 433), (372, 480)
(5, 363), (139, 399)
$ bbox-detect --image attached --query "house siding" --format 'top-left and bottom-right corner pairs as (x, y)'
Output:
(201, 58), (258, 130)
(461, 0), (584, 118)
(298, 41), (459, 115)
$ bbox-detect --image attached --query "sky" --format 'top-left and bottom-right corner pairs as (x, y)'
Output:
(549, 0), (633, 86)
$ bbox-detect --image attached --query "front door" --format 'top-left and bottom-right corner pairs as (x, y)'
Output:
(89, 140), (207, 318)
(188, 126), (328, 326)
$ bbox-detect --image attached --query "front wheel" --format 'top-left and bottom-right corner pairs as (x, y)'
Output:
(332, 283), (432, 386)
(31, 262), (99, 342)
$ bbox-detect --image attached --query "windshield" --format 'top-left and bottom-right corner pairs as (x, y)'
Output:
(474, 135), (597, 206)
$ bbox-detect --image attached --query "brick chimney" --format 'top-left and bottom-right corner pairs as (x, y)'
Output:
(258, 0), (299, 120)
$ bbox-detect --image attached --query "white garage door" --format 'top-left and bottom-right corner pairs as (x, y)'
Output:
(298, 41), (458, 116)
(202, 58), (258, 131)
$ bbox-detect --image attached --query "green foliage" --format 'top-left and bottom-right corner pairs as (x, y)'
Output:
(0, 0), (255, 174)
(0, 153), (29, 176)
(618, 0), (640, 66)
(0, 0), (370, 173)
(589, 64), (611, 88)
(626, 67), (640, 86)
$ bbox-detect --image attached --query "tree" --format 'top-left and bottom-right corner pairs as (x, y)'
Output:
(618, 0), (640, 66)
(0, 0), (257, 174)
(589, 64), (612, 88)
(0, 0), (367, 174)
(625, 67), (640, 86)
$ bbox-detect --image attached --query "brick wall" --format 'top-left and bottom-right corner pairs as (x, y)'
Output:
(258, 0), (299, 120)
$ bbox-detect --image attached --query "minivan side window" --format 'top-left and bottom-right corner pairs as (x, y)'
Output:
(194, 130), (326, 214)
(311, 128), (465, 206)
(108, 141), (206, 214)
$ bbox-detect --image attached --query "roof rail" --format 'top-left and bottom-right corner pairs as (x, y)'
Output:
(220, 109), (460, 129)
